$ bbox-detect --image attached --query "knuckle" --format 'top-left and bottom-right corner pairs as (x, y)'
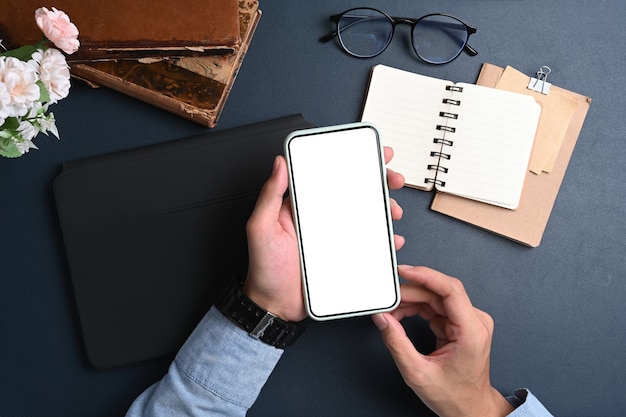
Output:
(245, 216), (263, 238)
(449, 277), (466, 294)
(482, 311), (495, 328)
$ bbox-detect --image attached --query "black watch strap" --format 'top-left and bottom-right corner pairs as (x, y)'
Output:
(215, 279), (306, 349)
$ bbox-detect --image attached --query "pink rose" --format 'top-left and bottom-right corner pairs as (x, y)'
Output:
(35, 7), (80, 55)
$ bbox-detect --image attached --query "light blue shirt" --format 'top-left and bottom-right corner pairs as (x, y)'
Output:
(507, 389), (554, 417)
(126, 306), (553, 416)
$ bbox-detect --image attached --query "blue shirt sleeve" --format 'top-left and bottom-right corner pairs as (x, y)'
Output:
(125, 306), (283, 417)
(506, 389), (554, 416)
(126, 306), (553, 416)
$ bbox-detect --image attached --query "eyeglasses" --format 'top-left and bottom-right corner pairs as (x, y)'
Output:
(319, 8), (478, 65)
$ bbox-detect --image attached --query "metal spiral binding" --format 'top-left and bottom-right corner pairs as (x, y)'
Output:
(437, 125), (456, 133)
(425, 177), (446, 186)
(424, 84), (462, 188)
(430, 151), (451, 160)
(433, 138), (454, 146)
(439, 111), (458, 119)
(445, 85), (464, 92)
(427, 164), (449, 173)
(443, 98), (461, 105)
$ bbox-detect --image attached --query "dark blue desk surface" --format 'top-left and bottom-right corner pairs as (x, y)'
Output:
(2, 1), (624, 416)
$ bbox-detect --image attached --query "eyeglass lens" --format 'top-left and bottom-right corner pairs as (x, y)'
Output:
(337, 9), (393, 58)
(336, 8), (470, 64)
(412, 15), (469, 64)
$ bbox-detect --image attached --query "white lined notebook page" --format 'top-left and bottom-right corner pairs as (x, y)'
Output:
(439, 83), (540, 208)
(361, 65), (540, 209)
(362, 65), (450, 190)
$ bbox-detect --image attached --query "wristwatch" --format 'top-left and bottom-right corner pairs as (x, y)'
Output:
(215, 278), (306, 349)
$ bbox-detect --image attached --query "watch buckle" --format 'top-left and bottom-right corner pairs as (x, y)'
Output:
(250, 312), (276, 339)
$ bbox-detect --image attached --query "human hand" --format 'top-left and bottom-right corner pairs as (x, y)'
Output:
(243, 147), (405, 322)
(372, 265), (514, 417)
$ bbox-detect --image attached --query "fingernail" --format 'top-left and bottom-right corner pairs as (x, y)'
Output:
(272, 156), (281, 174)
(372, 313), (388, 330)
(398, 264), (412, 270)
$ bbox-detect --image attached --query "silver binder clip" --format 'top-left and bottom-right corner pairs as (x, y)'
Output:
(528, 65), (552, 94)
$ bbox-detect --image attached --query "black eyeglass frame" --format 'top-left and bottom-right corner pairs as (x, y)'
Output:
(319, 7), (478, 64)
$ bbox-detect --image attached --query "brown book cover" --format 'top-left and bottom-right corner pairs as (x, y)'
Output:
(2, 0), (240, 62)
(430, 63), (591, 247)
(70, 1), (260, 127)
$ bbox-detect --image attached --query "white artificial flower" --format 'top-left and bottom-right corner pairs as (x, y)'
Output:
(18, 120), (38, 141)
(15, 137), (39, 154)
(36, 48), (71, 103)
(39, 112), (59, 139)
(0, 56), (40, 117)
(0, 78), (11, 125)
(0, 7), (79, 158)
(25, 100), (43, 118)
(27, 49), (44, 71)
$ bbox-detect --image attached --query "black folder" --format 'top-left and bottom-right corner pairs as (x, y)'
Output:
(54, 115), (314, 368)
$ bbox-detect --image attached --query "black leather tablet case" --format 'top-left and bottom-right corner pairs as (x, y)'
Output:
(54, 115), (314, 368)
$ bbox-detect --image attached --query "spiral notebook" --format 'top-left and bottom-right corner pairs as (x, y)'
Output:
(361, 65), (541, 209)
(430, 63), (591, 247)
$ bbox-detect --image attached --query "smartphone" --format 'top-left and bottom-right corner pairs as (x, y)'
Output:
(284, 122), (399, 321)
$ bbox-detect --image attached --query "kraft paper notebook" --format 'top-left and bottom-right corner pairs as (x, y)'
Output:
(3, 0), (240, 62)
(54, 115), (314, 368)
(431, 64), (591, 247)
(361, 65), (541, 210)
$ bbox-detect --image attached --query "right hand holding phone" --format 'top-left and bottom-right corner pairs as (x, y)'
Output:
(372, 265), (514, 417)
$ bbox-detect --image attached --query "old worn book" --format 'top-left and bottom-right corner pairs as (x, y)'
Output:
(2, 0), (240, 62)
(70, 1), (260, 127)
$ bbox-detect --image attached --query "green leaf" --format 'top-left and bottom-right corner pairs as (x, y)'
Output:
(1, 45), (38, 61)
(0, 40), (47, 61)
(0, 117), (19, 131)
(38, 81), (50, 103)
(0, 137), (22, 158)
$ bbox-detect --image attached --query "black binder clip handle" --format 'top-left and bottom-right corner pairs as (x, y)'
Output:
(528, 65), (552, 94)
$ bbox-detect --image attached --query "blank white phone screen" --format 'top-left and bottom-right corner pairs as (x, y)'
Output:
(286, 125), (398, 320)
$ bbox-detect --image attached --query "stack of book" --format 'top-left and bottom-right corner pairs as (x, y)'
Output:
(3, 0), (261, 127)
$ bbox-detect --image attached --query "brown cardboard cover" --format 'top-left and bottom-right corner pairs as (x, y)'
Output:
(430, 63), (591, 247)
(1, 0), (240, 61)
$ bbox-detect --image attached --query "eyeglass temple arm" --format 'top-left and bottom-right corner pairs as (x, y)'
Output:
(319, 31), (337, 43)
(464, 43), (478, 56)
(319, 13), (342, 42)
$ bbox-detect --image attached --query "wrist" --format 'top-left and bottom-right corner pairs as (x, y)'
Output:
(215, 278), (306, 349)
(242, 270), (307, 322)
(439, 386), (514, 417)
(485, 387), (515, 417)
(242, 280), (290, 321)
